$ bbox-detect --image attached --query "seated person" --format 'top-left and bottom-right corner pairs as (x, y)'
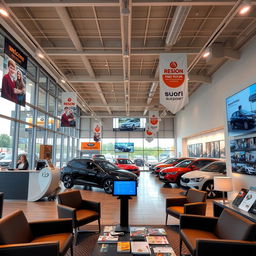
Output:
(16, 154), (29, 170)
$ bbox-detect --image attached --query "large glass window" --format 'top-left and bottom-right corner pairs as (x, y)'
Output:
(38, 87), (46, 110)
(35, 129), (45, 158)
(56, 133), (62, 168)
(26, 79), (35, 105)
(48, 94), (55, 116)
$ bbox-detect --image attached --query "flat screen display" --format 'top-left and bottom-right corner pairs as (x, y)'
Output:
(113, 118), (146, 131)
(113, 180), (137, 196)
(226, 83), (256, 137)
(114, 142), (134, 153)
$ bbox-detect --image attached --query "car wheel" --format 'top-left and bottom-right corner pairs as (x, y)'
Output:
(132, 124), (135, 130)
(103, 179), (113, 194)
(244, 121), (249, 130)
(203, 181), (217, 199)
(63, 175), (74, 189)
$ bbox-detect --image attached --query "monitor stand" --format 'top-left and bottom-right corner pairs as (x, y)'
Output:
(115, 196), (132, 233)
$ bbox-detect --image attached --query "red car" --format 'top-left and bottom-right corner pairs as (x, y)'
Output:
(114, 158), (140, 176)
(159, 158), (217, 186)
(154, 157), (192, 175)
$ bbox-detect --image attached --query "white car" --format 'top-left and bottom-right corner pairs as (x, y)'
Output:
(180, 161), (226, 198)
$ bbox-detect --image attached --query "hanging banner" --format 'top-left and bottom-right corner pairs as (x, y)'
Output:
(81, 142), (101, 151)
(145, 123), (156, 143)
(1, 39), (28, 106)
(159, 53), (188, 114)
(61, 92), (77, 127)
(148, 111), (160, 131)
(93, 122), (101, 142)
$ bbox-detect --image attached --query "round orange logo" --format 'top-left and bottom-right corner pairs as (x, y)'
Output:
(95, 125), (100, 132)
(162, 74), (185, 88)
(146, 130), (153, 136)
(170, 62), (177, 68)
(150, 115), (158, 125)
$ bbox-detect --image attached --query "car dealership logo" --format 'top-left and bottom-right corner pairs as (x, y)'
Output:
(170, 62), (177, 68)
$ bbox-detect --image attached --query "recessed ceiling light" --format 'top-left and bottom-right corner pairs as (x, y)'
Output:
(61, 79), (65, 83)
(203, 50), (210, 58)
(37, 52), (44, 59)
(239, 0), (252, 15)
(0, 8), (9, 17)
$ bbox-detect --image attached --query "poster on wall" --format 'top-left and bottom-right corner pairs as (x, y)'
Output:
(159, 53), (188, 114)
(1, 39), (28, 106)
(61, 92), (77, 127)
(148, 111), (160, 131)
(93, 122), (101, 142)
(226, 82), (256, 137)
(230, 135), (256, 176)
(114, 142), (134, 153)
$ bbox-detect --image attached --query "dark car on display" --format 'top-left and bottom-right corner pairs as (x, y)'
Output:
(114, 158), (140, 176)
(60, 158), (137, 194)
(230, 110), (255, 130)
(153, 157), (192, 175)
(115, 143), (132, 152)
(159, 158), (217, 186)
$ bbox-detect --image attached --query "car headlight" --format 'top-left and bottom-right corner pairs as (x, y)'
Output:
(167, 171), (177, 175)
(190, 177), (204, 182)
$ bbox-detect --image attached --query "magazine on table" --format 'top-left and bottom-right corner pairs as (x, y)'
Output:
(131, 241), (150, 255)
(153, 246), (176, 255)
(130, 227), (147, 240)
(147, 228), (167, 236)
(232, 188), (249, 207)
(97, 235), (118, 243)
(146, 236), (169, 245)
(117, 241), (130, 253)
(238, 190), (256, 212)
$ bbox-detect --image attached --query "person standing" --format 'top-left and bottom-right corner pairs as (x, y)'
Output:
(1, 59), (18, 103)
(61, 107), (72, 126)
(15, 70), (26, 106)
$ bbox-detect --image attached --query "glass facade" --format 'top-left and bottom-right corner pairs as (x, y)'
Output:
(0, 30), (80, 169)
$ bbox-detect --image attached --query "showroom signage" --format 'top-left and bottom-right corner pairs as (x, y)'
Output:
(148, 111), (160, 131)
(159, 53), (188, 114)
(1, 38), (28, 106)
(93, 122), (101, 142)
(81, 142), (101, 151)
(61, 92), (77, 127)
(145, 123), (156, 143)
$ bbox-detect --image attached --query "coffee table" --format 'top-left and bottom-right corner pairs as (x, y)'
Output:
(92, 226), (176, 256)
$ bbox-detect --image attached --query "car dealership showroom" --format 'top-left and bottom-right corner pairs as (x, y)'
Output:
(0, 1), (256, 255)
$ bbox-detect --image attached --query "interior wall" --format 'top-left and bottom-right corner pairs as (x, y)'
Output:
(175, 35), (256, 196)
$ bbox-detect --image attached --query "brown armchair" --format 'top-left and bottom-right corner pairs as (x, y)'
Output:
(166, 189), (207, 225)
(0, 210), (73, 256)
(0, 192), (3, 218)
(180, 208), (256, 256)
(57, 190), (101, 244)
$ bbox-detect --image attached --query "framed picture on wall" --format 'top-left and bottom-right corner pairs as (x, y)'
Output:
(220, 140), (225, 158)
(206, 142), (211, 157)
(214, 141), (220, 158)
(210, 142), (215, 158)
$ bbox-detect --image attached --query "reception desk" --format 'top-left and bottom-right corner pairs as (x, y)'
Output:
(0, 168), (60, 201)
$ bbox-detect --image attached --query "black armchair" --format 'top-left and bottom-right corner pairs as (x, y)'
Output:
(57, 190), (101, 244)
(0, 210), (73, 256)
(179, 208), (256, 256)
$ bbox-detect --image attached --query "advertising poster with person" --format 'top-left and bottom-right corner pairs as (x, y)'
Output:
(61, 92), (77, 127)
(93, 122), (101, 142)
(1, 39), (27, 106)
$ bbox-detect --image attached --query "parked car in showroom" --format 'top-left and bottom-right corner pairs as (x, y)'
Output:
(114, 158), (140, 176)
(230, 110), (255, 130)
(60, 158), (137, 194)
(0, 153), (12, 167)
(159, 158), (217, 186)
(153, 157), (192, 175)
(180, 161), (226, 198)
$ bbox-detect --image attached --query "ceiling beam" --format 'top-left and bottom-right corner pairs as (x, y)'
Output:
(89, 103), (157, 108)
(188, 74), (212, 84)
(5, 0), (246, 7)
(46, 49), (199, 56)
(55, 6), (112, 115)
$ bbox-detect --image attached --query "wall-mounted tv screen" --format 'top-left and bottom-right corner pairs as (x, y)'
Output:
(114, 142), (134, 153)
(112, 180), (137, 196)
(226, 83), (256, 137)
(230, 136), (256, 176)
(113, 118), (146, 131)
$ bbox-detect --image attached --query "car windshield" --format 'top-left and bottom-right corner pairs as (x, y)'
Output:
(118, 159), (133, 164)
(97, 161), (119, 171)
(164, 158), (178, 164)
(201, 162), (226, 172)
(240, 109), (252, 115)
(175, 159), (193, 168)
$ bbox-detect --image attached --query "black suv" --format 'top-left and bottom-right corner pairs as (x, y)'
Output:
(61, 158), (137, 194)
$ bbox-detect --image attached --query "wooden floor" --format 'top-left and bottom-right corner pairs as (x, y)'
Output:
(2, 172), (215, 225)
